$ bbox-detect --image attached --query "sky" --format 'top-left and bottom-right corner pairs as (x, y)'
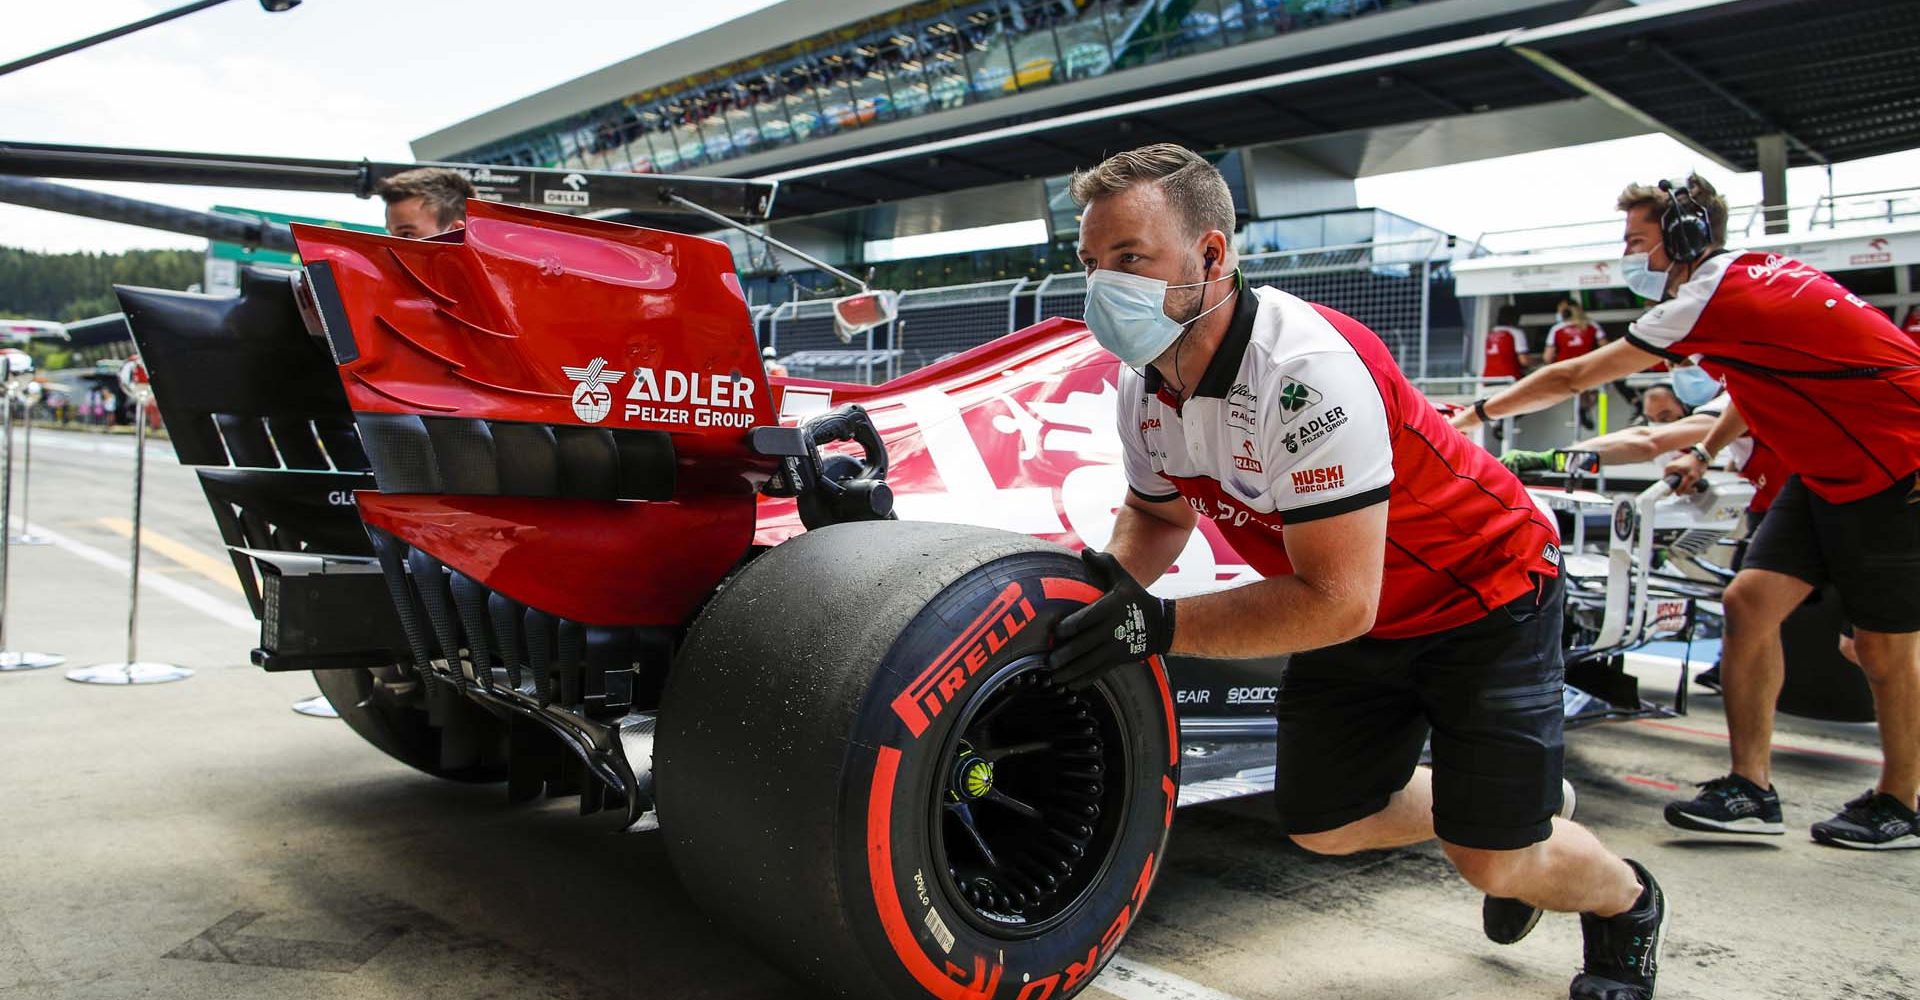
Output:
(3, 0), (1918, 258)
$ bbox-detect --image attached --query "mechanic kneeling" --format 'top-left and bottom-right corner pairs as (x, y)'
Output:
(1047, 144), (1667, 1000)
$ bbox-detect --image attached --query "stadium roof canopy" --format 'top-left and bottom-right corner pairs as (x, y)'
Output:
(748, 0), (1919, 218)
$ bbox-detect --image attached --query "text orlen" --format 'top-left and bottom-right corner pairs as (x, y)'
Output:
(621, 367), (759, 428)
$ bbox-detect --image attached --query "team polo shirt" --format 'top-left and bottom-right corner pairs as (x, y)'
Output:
(1694, 391), (1786, 513)
(1625, 250), (1920, 504)
(1483, 325), (1528, 379)
(1548, 320), (1603, 360)
(1120, 284), (1561, 641)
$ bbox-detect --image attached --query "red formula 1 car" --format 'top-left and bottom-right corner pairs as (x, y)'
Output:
(120, 201), (1283, 1000)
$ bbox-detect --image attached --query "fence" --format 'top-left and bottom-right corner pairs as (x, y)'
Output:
(767, 237), (1449, 384)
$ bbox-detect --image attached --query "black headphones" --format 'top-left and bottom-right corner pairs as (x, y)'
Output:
(1658, 178), (1714, 264)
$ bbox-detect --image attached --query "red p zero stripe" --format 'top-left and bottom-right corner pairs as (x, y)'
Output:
(1041, 577), (1101, 603)
(867, 747), (995, 1000)
(1148, 655), (1178, 767)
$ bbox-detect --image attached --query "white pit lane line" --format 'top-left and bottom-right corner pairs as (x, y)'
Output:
(1093, 956), (1251, 1000)
(21, 519), (255, 634)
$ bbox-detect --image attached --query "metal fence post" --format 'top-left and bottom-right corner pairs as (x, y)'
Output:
(1418, 255), (1433, 381)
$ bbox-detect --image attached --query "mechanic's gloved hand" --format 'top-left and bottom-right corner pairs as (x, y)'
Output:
(1500, 449), (1555, 474)
(1047, 549), (1175, 689)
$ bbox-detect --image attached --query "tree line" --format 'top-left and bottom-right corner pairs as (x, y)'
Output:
(0, 245), (203, 323)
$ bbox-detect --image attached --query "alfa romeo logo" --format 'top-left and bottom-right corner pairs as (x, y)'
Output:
(562, 357), (624, 424)
(1277, 377), (1322, 424)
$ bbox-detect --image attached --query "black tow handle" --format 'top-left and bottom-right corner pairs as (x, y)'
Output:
(750, 404), (896, 529)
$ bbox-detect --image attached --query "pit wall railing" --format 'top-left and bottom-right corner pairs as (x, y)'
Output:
(760, 237), (1451, 385)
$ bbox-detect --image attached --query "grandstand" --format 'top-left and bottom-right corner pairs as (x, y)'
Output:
(414, 0), (1920, 383)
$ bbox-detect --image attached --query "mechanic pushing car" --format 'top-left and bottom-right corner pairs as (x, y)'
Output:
(1047, 144), (1668, 999)
(1453, 174), (1920, 850)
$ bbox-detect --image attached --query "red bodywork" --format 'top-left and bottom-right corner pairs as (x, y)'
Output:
(291, 201), (776, 626)
(756, 322), (1257, 597)
(293, 202), (1258, 628)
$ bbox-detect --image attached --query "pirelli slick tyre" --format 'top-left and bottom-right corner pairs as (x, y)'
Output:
(312, 667), (510, 782)
(658, 521), (1179, 1000)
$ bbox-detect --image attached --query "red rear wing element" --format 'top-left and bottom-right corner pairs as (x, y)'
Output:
(291, 200), (776, 626)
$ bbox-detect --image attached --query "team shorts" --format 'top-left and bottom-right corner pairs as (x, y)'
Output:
(1743, 473), (1920, 634)
(1272, 573), (1566, 852)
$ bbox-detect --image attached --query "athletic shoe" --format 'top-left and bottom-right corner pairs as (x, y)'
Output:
(1810, 790), (1920, 850)
(1694, 664), (1721, 692)
(1570, 860), (1668, 1000)
(1482, 779), (1578, 945)
(1664, 774), (1784, 836)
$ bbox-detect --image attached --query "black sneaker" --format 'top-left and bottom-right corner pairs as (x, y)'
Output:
(1694, 664), (1721, 692)
(1664, 774), (1784, 835)
(1483, 779), (1577, 945)
(1571, 859), (1668, 1000)
(1810, 790), (1920, 850)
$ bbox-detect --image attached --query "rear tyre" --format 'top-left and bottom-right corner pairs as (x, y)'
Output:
(659, 521), (1178, 999)
(313, 667), (509, 782)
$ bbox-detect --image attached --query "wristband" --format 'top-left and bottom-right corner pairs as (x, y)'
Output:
(1473, 398), (1492, 423)
(1686, 444), (1714, 465)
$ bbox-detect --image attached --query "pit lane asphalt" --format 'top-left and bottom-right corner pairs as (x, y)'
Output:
(1, 427), (1913, 1000)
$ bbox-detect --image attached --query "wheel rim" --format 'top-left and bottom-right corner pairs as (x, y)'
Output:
(928, 655), (1133, 938)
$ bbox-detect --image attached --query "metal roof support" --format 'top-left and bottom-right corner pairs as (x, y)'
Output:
(1506, 44), (1739, 173)
(1756, 133), (1790, 235)
(1637, 40), (1827, 167)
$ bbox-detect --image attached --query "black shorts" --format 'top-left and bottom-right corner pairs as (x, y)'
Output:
(1273, 573), (1566, 852)
(1743, 473), (1920, 634)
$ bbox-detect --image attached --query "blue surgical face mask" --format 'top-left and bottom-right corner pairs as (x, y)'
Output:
(1083, 267), (1237, 367)
(1621, 252), (1669, 300)
(1671, 365), (1722, 409)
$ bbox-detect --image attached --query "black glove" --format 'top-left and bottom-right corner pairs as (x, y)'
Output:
(1047, 549), (1175, 689)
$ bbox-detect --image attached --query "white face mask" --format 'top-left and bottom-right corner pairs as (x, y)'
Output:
(1083, 267), (1237, 367)
(1671, 364), (1723, 408)
(1621, 252), (1670, 300)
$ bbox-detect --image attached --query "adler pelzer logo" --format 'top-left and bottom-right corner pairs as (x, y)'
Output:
(562, 357), (623, 423)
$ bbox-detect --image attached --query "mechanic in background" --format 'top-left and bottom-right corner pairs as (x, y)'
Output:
(762, 346), (789, 378)
(1544, 299), (1605, 363)
(1546, 299), (1605, 428)
(1498, 381), (1694, 473)
(376, 167), (476, 239)
(1050, 143), (1666, 1000)
(1482, 303), (1533, 382)
(1452, 173), (1920, 850)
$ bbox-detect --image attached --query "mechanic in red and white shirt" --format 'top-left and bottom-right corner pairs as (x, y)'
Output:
(1454, 173), (1920, 851)
(1046, 144), (1663, 1000)
(1544, 300), (1605, 363)
(1482, 304), (1533, 381)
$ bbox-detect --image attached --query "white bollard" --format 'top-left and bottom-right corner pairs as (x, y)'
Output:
(66, 357), (190, 686)
(0, 353), (62, 671)
(11, 380), (47, 546)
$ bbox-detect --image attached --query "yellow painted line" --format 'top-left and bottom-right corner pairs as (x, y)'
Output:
(96, 517), (245, 594)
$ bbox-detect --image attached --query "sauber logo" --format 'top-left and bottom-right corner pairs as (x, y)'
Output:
(891, 583), (1037, 738)
(1233, 439), (1263, 473)
(562, 357), (623, 423)
(1291, 465), (1344, 494)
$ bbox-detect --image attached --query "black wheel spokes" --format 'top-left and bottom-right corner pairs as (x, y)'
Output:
(944, 800), (1002, 871)
(981, 787), (1042, 820)
(937, 666), (1124, 931)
